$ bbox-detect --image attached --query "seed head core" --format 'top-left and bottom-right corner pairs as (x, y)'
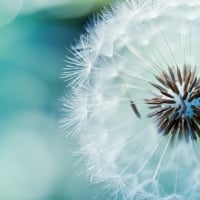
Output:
(146, 65), (200, 142)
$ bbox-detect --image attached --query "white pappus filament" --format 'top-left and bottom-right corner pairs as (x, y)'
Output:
(61, 0), (200, 199)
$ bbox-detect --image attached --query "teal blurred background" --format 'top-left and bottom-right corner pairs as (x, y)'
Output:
(0, 1), (115, 199)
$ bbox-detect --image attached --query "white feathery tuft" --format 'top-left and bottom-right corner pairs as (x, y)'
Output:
(62, 0), (200, 199)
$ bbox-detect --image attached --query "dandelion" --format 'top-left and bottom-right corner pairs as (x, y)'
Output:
(62, 0), (200, 199)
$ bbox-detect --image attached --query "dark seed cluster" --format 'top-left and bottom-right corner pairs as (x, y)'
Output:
(146, 65), (200, 142)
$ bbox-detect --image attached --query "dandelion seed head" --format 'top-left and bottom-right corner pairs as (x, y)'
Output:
(62, 0), (200, 199)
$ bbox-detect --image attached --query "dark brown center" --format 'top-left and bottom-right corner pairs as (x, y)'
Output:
(146, 65), (200, 142)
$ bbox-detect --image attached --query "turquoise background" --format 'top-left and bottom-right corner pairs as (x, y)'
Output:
(0, 1), (115, 200)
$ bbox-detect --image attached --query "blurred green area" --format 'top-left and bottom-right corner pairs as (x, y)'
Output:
(0, 1), (116, 200)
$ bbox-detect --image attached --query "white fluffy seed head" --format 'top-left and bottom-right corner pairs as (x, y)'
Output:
(62, 0), (200, 199)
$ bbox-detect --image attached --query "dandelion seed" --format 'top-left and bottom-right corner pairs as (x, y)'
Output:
(62, 0), (200, 199)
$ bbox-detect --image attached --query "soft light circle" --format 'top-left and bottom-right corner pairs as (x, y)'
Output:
(0, 0), (23, 26)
